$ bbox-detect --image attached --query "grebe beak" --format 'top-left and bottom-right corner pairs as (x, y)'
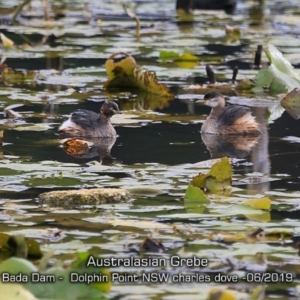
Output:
(195, 99), (210, 105)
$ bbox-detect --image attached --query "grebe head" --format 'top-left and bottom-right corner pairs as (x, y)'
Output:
(101, 100), (122, 117)
(203, 92), (226, 109)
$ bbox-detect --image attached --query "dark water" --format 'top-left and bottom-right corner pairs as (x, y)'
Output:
(2, 96), (299, 173)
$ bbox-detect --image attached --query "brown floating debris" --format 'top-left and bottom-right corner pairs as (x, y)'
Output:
(39, 188), (131, 207)
(206, 65), (216, 84)
(247, 227), (264, 238)
(5, 109), (22, 119)
(140, 237), (166, 253)
(254, 45), (263, 68)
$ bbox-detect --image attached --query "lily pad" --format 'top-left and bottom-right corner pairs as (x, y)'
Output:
(242, 197), (271, 210)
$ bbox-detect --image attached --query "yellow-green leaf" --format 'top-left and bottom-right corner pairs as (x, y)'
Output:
(184, 183), (210, 203)
(208, 288), (237, 300)
(205, 176), (231, 193)
(208, 157), (232, 183)
(243, 197), (271, 210)
(251, 286), (265, 300)
(244, 212), (271, 222)
(191, 173), (206, 189)
(159, 50), (180, 61)
(175, 52), (199, 62)
(0, 33), (14, 48)
(105, 52), (137, 80)
(104, 52), (173, 96)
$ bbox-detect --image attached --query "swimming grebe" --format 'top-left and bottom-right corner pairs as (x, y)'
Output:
(58, 100), (121, 138)
(201, 92), (260, 136)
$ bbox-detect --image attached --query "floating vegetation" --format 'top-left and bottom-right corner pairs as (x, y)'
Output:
(39, 188), (132, 207)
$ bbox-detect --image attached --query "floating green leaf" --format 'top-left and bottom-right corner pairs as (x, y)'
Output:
(207, 157), (232, 183)
(0, 233), (42, 260)
(184, 183), (210, 203)
(243, 197), (271, 210)
(159, 50), (180, 61)
(0, 257), (38, 275)
(185, 157), (232, 199)
(159, 50), (198, 62)
(204, 157), (232, 192)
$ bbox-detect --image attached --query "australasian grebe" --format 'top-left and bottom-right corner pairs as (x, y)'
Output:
(58, 100), (121, 137)
(201, 92), (261, 136)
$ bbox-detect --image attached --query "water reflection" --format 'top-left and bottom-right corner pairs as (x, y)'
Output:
(248, 107), (270, 193)
(111, 91), (174, 111)
(201, 133), (259, 159)
(61, 137), (117, 165)
(200, 103), (271, 193)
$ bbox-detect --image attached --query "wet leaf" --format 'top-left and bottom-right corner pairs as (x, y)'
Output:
(242, 197), (271, 210)
(209, 232), (248, 243)
(204, 157), (232, 192)
(12, 251), (111, 300)
(0, 282), (38, 300)
(208, 288), (237, 300)
(25, 238), (43, 259)
(244, 212), (271, 222)
(267, 103), (285, 123)
(225, 25), (241, 42)
(191, 173), (206, 189)
(159, 50), (180, 61)
(0, 257), (38, 275)
(205, 176), (231, 193)
(1, 68), (36, 85)
(0, 234), (42, 259)
(254, 44), (300, 93)
(184, 183), (210, 203)
(14, 123), (53, 131)
(175, 60), (199, 69)
(104, 52), (173, 97)
(251, 285), (265, 300)
(0, 33), (14, 48)
(6, 234), (28, 258)
(176, 52), (198, 62)
(71, 252), (111, 294)
(185, 157), (232, 200)
(208, 157), (232, 183)
(159, 50), (198, 62)
(280, 87), (300, 119)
